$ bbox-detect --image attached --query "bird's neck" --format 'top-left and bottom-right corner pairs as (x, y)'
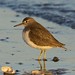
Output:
(23, 26), (30, 32)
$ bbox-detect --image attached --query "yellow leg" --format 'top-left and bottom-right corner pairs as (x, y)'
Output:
(38, 60), (42, 70)
(43, 50), (47, 61)
(38, 50), (43, 60)
(43, 60), (46, 71)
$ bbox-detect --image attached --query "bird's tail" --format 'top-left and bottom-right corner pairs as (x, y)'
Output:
(62, 46), (67, 51)
(60, 43), (67, 51)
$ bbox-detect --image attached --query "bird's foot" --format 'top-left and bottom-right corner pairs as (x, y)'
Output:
(35, 59), (47, 61)
(43, 59), (47, 61)
(36, 59), (42, 61)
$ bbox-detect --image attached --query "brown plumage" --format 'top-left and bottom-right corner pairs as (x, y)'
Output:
(14, 17), (66, 60)
(24, 21), (65, 48)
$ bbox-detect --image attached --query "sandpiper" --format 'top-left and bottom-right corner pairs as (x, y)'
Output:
(14, 17), (66, 61)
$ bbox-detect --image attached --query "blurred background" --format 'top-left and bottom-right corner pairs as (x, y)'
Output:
(0, 0), (75, 29)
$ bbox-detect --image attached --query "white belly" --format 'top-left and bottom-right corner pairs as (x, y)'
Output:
(22, 30), (52, 50)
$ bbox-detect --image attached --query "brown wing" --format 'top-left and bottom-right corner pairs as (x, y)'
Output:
(29, 22), (65, 47)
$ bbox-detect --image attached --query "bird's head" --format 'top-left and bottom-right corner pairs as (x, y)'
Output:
(14, 17), (35, 27)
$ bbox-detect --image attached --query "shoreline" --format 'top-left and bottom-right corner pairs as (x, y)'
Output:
(0, 0), (75, 29)
(0, 7), (75, 75)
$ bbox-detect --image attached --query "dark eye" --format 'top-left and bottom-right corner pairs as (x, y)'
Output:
(25, 20), (27, 23)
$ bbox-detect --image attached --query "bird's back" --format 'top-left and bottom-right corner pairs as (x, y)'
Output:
(24, 21), (65, 48)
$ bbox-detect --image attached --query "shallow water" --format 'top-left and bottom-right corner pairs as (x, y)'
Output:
(0, 0), (75, 29)
(0, 3), (75, 75)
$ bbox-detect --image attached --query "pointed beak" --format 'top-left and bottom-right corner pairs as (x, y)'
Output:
(14, 23), (24, 27)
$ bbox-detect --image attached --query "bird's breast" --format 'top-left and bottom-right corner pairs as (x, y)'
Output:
(22, 30), (52, 50)
(22, 30), (37, 48)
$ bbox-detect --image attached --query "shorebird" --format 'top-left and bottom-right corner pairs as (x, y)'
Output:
(14, 17), (66, 61)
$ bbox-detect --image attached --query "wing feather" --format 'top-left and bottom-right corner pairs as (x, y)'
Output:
(29, 22), (65, 47)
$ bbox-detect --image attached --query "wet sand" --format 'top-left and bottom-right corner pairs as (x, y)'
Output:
(0, 7), (75, 75)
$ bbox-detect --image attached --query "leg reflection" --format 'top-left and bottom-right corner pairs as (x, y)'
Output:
(38, 60), (46, 71)
(32, 60), (53, 75)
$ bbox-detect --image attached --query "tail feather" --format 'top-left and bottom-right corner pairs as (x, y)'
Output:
(61, 44), (67, 51)
(59, 43), (67, 51)
(62, 46), (67, 51)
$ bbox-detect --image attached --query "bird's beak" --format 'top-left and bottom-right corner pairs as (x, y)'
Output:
(14, 23), (24, 27)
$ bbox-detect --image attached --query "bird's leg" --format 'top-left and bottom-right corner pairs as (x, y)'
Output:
(43, 60), (46, 71)
(43, 50), (47, 61)
(38, 60), (42, 70)
(38, 50), (43, 61)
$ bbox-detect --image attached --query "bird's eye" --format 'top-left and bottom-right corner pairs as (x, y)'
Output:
(25, 20), (27, 23)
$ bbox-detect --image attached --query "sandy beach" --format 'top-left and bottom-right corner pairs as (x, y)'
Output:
(0, 7), (75, 75)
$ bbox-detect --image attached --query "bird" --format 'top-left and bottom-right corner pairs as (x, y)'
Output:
(14, 17), (66, 61)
